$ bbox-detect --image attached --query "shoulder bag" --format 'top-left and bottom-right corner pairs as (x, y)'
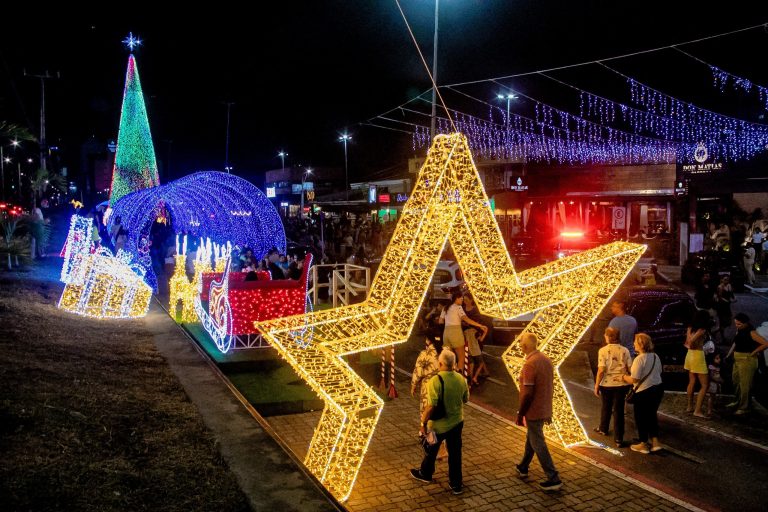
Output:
(626, 354), (657, 404)
(430, 375), (446, 421)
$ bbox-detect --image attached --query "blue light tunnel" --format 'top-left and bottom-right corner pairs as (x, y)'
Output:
(109, 171), (286, 288)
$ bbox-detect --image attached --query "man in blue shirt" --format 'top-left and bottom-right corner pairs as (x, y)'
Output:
(608, 300), (638, 356)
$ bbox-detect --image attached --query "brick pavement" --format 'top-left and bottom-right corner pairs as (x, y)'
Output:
(268, 377), (689, 512)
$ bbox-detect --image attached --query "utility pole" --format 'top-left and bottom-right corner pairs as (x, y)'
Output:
(24, 70), (60, 172)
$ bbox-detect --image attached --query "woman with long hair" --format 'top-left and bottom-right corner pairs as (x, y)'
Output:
(439, 291), (488, 376)
(685, 309), (712, 417)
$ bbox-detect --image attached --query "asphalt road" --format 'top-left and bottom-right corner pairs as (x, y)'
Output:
(395, 286), (768, 512)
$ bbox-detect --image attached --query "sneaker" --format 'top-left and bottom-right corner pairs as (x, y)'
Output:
(725, 401), (739, 408)
(410, 469), (432, 483)
(615, 440), (628, 448)
(630, 442), (650, 454)
(515, 464), (529, 479)
(650, 445), (663, 453)
(539, 479), (563, 491)
(450, 485), (464, 495)
(734, 409), (749, 416)
(593, 427), (608, 436)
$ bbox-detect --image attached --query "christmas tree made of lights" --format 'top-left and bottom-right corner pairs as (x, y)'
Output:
(108, 54), (160, 205)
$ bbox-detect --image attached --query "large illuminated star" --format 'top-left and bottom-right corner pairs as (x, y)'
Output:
(255, 133), (644, 501)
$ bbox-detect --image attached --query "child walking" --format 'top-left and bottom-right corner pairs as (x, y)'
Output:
(706, 353), (723, 416)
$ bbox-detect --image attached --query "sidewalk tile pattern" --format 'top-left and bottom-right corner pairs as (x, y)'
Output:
(268, 380), (687, 511)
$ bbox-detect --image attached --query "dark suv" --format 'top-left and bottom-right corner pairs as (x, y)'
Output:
(601, 285), (697, 366)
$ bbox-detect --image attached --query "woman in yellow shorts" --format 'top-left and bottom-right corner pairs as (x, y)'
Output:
(684, 310), (711, 418)
(439, 291), (488, 376)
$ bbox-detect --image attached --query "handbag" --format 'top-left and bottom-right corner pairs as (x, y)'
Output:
(703, 334), (715, 355)
(420, 429), (438, 452)
(430, 375), (446, 421)
(626, 354), (658, 404)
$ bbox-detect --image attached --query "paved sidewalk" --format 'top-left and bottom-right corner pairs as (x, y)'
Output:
(144, 302), (340, 511)
(268, 378), (690, 512)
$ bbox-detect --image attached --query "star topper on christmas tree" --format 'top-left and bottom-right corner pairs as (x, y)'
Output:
(255, 133), (645, 501)
(122, 32), (142, 52)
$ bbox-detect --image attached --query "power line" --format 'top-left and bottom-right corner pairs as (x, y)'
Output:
(444, 22), (768, 88)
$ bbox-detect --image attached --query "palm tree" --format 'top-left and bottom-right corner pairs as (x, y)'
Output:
(0, 121), (35, 142)
(30, 167), (66, 209)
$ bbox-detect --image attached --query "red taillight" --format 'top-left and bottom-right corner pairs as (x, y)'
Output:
(560, 231), (584, 238)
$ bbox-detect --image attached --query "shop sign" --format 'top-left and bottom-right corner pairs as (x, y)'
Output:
(368, 185), (377, 203)
(379, 193), (391, 203)
(266, 187), (276, 198)
(510, 176), (528, 192)
(396, 193), (409, 202)
(611, 207), (626, 230)
(679, 143), (724, 174)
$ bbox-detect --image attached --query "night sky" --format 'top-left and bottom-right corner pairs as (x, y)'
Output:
(1, 1), (767, 186)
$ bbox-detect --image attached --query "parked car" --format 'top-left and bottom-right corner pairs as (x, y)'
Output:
(682, 249), (745, 292)
(429, 260), (465, 301)
(506, 236), (542, 270)
(590, 285), (697, 366)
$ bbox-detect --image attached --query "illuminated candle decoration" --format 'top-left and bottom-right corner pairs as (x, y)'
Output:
(253, 133), (645, 501)
(108, 53), (160, 206)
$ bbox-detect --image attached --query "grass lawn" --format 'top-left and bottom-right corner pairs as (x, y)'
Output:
(0, 262), (250, 512)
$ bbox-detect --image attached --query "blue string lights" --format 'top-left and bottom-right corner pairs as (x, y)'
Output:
(109, 171), (286, 287)
(413, 104), (677, 165)
(711, 65), (768, 111)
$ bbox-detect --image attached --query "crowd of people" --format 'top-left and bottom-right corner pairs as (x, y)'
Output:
(408, 292), (767, 496)
(283, 214), (397, 267)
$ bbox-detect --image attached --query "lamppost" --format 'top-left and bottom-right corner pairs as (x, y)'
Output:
(430, 0), (440, 139)
(278, 150), (288, 172)
(299, 168), (312, 220)
(497, 93), (518, 128)
(0, 140), (19, 201)
(338, 133), (351, 200)
(223, 101), (234, 173)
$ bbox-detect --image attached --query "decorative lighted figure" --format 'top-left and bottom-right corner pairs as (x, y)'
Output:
(58, 216), (151, 319)
(108, 52), (160, 206)
(168, 235), (216, 323)
(60, 215), (93, 283)
(108, 171), (285, 288)
(254, 133), (645, 501)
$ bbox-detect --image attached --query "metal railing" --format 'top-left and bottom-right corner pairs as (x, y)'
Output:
(308, 263), (371, 308)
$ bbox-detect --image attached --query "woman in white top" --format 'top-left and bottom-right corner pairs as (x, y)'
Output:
(439, 291), (488, 376)
(623, 333), (664, 454)
(593, 327), (632, 447)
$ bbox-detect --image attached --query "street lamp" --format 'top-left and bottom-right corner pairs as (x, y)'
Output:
(0, 140), (19, 201)
(497, 93), (518, 127)
(338, 133), (351, 200)
(299, 168), (312, 220)
(278, 150), (288, 172)
(430, 0), (440, 139)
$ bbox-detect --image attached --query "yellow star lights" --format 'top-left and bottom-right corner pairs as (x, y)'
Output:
(254, 133), (645, 501)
